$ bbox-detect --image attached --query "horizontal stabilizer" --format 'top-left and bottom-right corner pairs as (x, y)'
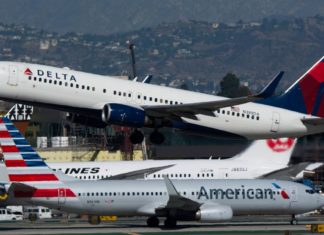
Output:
(302, 118), (324, 126)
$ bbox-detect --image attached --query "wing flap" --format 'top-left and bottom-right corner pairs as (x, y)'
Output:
(259, 162), (322, 180)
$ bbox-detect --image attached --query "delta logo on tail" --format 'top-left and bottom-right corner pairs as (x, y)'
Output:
(266, 138), (294, 152)
(272, 182), (290, 199)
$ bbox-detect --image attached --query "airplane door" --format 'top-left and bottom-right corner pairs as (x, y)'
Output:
(289, 186), (298, 209)
(58, 188), (66, 205)
(218, 168), (229, 179)
(8, 65), (18, 86)
(290, 186), (297, 202)
(271, 112), (280, 132)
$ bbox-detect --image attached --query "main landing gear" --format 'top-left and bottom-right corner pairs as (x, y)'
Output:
(129, 129), (144, 144)
(129, 129), (165, 145)
(88, 215), (101, 225)
(146, 216), (177, 228)
(164, 217), (177, 227)
(290, 214), (297, 225)
(147, 216), (159, 227)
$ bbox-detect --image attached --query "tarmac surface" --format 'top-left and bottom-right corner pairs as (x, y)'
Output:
(0, 215), (323, 235)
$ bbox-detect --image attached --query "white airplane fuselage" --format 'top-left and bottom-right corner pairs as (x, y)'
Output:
(7, 179), (323, 217)
(49, 159), (289, 181)
(0, 62), (319, 140)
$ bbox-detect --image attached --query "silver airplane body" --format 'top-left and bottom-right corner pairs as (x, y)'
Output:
(0, 117), (323, 227)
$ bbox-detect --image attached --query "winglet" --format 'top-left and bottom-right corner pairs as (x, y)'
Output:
(163, 176), (180, 197)
(255, 71), (284, 98)
(142, 75), (153, 84)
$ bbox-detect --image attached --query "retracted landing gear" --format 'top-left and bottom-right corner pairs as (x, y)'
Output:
(164, 217), (177, 227)
(149, 130), (165, 145)
(290, 214), (297, 225)
(129, 129), (144, 144)
(147, 216), (159, 227)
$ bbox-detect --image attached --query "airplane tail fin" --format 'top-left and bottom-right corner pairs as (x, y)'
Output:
(233, 138), (297, 166)
(264, 57), (324, 116)
(0, 117), (75, 185)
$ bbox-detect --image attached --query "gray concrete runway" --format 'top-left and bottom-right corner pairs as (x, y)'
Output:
(0, 215), (323, 234)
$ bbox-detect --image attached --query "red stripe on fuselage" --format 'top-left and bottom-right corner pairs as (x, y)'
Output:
(5, 160), (26, 167)
(14, 188), (76, 198)
(2, 145), (19, 153)
(9, 174), (58, 182)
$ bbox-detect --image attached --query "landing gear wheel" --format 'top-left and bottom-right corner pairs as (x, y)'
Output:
(149, 131), (165, 145)
(290, 214), (297, 225)
(88, 215), (101, 225)
(129, 130), (144, 144)
(164, 217), (177, 227)
(147, 216), (159, 227)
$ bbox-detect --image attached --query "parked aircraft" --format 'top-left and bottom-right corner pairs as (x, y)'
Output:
(0, 117), (323, 227)
(0, 57), (323, 144)
(47, 138), (321, 181)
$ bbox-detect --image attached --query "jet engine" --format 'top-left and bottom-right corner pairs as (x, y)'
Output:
(195, 203), (233, 222)
(66, 113), (107, 128)
(101, 103), (147, 128)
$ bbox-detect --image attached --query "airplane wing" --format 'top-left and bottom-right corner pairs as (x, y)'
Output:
(154, 176), (201, 215)
(144, 71), (284, 119)
(301, 118), (324, 126)
(259, 162), (323, 180)
(102, 164), (174, 180)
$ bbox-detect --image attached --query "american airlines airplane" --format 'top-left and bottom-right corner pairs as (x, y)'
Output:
(47, 138), (321, 181)
(0, 117), (323, 227)
(0, 57), (323, 144)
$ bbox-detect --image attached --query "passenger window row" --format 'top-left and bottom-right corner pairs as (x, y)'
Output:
(216, 109), (260, 120)
(78, 191), (168, 197)
(112, 90), (183, 105)
(28, 76), (95, 92)
(151, 173), (215, 178)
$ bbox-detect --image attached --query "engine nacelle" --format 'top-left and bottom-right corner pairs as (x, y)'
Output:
(196, 203), (233, 222)
(102, 103), (146, 128)
(66, 113), (107, 128)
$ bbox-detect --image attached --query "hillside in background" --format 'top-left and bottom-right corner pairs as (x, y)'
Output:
(0, 16), (324, 94)
(0, 0), (323, 35)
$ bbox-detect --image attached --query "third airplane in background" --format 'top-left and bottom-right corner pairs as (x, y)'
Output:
(0, 57), (323, 144)
(47, 138), (321, 181)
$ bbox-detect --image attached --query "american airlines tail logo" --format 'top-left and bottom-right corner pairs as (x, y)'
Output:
(266, 138), (294, 152)
(24, 68), (32, 76)
(272, 183), (290, 199)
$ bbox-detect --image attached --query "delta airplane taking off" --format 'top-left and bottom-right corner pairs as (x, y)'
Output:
(0, 57), (324, 144)
(47, 138), (322, 181)
(0, 118), (323, 227)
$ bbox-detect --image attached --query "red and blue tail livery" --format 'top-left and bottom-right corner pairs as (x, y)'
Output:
(261, 57), (324, 117)
(0, 117), (59, 183)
